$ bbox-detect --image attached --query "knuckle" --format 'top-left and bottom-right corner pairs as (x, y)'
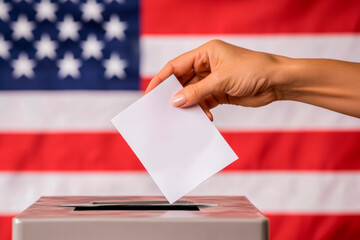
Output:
(166, 60), (176, 71)
(204, 39), (224, 49)
(207, 39), (222, 46)
(166, 60), (180, 77)
(187, 84), (201, 100)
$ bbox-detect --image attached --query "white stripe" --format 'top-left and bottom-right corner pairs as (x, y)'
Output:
(140, 34), (360, 77)
(1, 91), (359, 131)
(211, 101), (360, 130)
(1, 172), (360, 214)
(0, 91), (142, 132)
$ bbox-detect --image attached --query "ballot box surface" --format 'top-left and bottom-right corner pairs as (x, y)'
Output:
(13, 196), (269, 240)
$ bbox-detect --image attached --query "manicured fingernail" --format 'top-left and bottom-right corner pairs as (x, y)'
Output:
(172, 94), (186, 107)
(206, 112), (213, 121)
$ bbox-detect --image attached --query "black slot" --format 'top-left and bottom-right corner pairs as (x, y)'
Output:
(73, 204), (200, 211)
(92, 201), (191, 205)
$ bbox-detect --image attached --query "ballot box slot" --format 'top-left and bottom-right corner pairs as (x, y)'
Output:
(73, 204), (200, 211)
(91, 200), (193, 205)
(59, 201), (216, 211)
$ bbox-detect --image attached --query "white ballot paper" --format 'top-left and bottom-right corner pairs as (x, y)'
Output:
(111, 76), (238, 204)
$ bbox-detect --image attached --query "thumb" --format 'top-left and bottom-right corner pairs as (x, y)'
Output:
(171, 74), (218, 108)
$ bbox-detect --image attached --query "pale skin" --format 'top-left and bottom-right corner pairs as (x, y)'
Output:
(145, 40), (360, 120)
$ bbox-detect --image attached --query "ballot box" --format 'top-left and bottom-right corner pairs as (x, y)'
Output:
(13, 196), (269, 240)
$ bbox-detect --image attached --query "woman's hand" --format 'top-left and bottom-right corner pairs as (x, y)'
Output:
(145, 40), (287, 120)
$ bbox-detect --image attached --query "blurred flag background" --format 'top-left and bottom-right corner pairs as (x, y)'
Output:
(1, 0), (360, 239)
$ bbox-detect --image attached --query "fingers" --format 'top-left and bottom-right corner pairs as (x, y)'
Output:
(199, 99), (215, 121)
(145, 49), (199, 94)
(178, 69), (196, 85)
(182, 74), (201, 87)
(206, 111), (214, 121)
(144, 64), (174, 94)
(171, 73), (219, 108)
(200, 104), (214, 121)
(202, 95), (221, 110)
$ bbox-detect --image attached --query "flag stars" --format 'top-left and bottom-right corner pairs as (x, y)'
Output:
(35, 34), (57, 60)
(57, 15), (81, 41)
(3, 2), (133, 81)
(0, 35), (11, 59)
(11, 15), (35, 41)
(11, 53), (36, 78)
(0, 0), (11, 21)
(104, 15), (127, 40)
(103, 53), (127, 79)
(58, 52), (81, 79)
(81, 34), (103, 59)
(35, 0), (58, 22)
(81, 0), (103, 22)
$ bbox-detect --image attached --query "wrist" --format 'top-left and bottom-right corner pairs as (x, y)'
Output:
(271, 56), (303, 102)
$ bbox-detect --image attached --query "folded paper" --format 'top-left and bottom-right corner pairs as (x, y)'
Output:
(112, 76), (238, 203)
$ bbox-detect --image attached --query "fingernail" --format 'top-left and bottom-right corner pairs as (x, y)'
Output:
(172, 94), (186, 107)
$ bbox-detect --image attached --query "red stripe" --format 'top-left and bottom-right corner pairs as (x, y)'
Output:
(266, 214), (360, 239)
(140, 77), (150, 91)
(0, 215), (12, 240)
(142, 0), (360, 34)
(2, 214), (360, 240)
(1, 131), (359, 171)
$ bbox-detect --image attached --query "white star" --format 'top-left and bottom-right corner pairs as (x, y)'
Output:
(11, 53), (35, 78)
(35, 0), (57, 22)
(105, 0), (125, 4)
(81, 34), (103, 59)
(11, 15), (35, 41)
(81, 0), (103, 22)
(103, 53), (127, 79)
(35, 34), (57, 59)
(58, 52), (81, 78)
(103, 15), (127, 40)
(0, 35), (11, 59)
(57, 15), (81, 41)
(0, 0), (11, 21)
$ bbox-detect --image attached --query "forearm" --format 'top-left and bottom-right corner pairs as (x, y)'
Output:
(275, 58), (360, 118)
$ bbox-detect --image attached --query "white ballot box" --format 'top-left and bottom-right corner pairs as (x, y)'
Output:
(13, 196), (268, 240)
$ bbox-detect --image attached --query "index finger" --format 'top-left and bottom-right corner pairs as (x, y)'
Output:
(144, 48), (198, 94)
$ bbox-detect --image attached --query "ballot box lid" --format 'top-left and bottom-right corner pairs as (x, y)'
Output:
(15, 196), (266, 220)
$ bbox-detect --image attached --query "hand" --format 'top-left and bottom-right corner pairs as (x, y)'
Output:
(145, 40), (287, 120)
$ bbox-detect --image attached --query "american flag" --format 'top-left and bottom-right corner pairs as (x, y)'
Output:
(1, 0), (360, 239)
